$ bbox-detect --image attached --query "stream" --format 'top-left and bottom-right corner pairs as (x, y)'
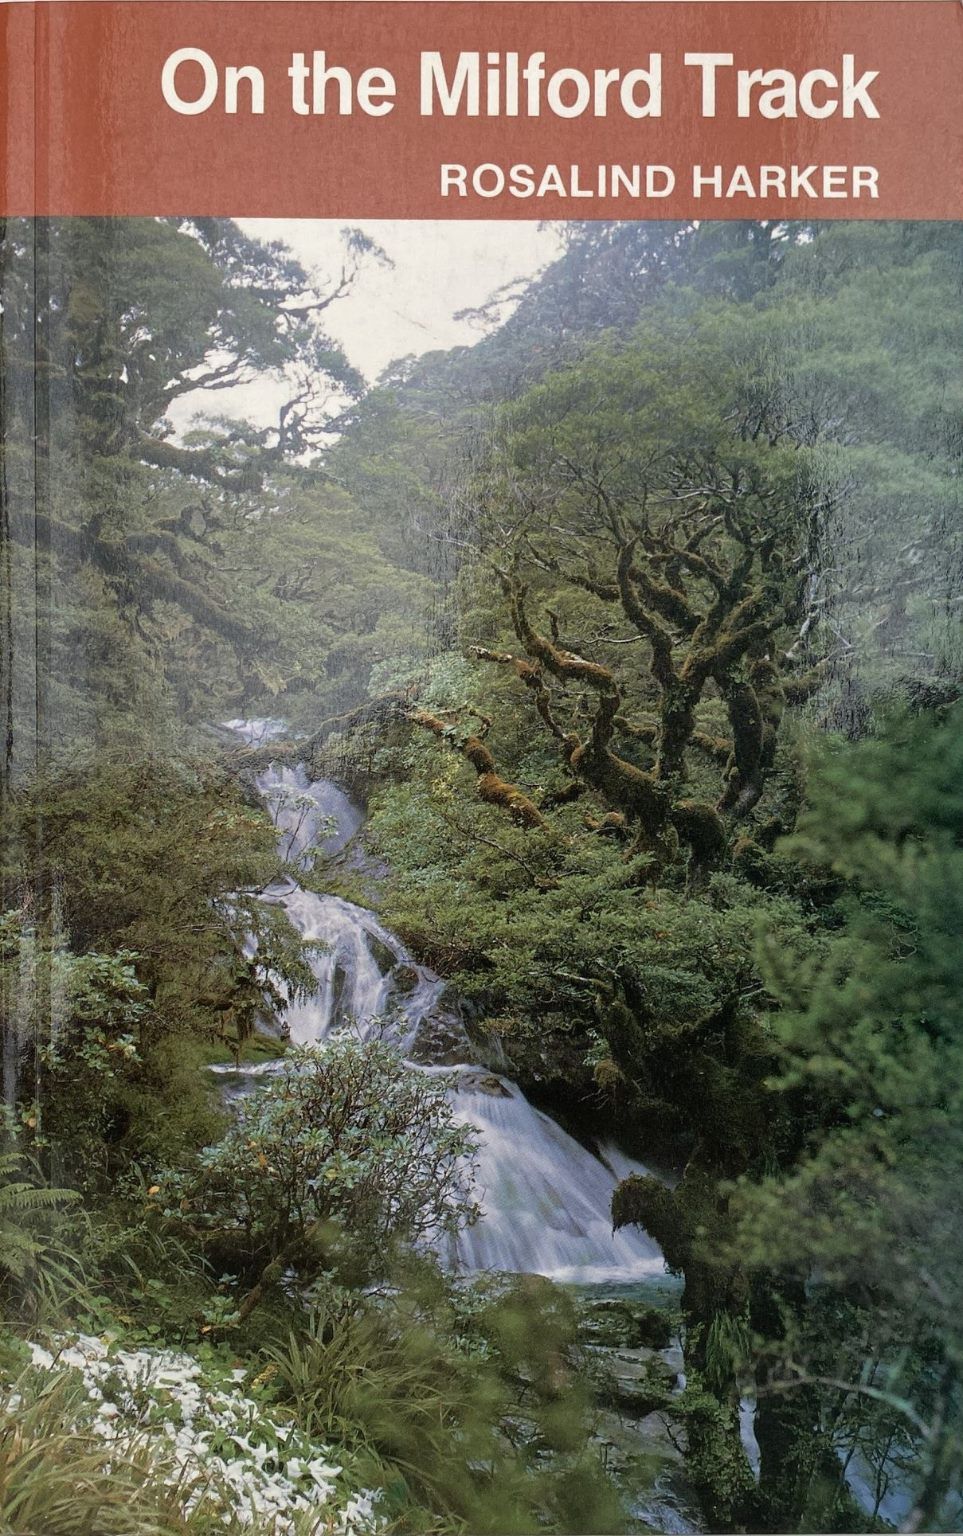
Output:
(212, 720), (920, 1533)
(211, 721), (714, 1530)
(220, 718), (665, 1287)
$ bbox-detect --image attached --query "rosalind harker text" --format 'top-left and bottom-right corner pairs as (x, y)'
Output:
(440, 163), (881, 201)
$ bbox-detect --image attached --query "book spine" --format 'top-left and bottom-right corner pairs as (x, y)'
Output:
(0, 2), (38, 218)
(1, 4), (48, 792)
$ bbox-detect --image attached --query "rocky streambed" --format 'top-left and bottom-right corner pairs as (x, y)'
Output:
(573, 1279), (705, 1535)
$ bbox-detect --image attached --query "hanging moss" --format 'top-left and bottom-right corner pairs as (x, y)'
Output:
(670, 799), (727, 874)
(407, 709), (546, 829)
(611, 1175), (689, 1272)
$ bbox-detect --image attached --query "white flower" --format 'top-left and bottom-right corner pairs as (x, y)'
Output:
(13, 1331), (384, 1534)
(309, 1457), (342, 1481)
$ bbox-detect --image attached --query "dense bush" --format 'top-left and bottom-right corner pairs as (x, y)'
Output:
(4, 215), (962, 1534)
(158, 1039), (480, 1283)
(264, 1272), (626, 1535)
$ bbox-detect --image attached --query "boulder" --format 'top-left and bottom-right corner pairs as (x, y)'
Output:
(578, 1298), (674, 1351)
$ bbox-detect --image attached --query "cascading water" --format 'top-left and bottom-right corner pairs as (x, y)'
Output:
(217, 727), (921, 1536)
(221, 719), (664, 1284)
(448, 1075), (664, 1281)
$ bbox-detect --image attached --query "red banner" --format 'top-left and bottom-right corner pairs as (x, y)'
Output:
(2, 1), (962, 219)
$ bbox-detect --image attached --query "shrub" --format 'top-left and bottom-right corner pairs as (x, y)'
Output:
(264, 1274), (627, 1535)
(158, 1039), (479, 1283)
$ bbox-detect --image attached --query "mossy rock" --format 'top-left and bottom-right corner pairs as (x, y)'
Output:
(392, 963), (421, 995)
(594, 1355), (678, 1418)
(193, 1030), (287, 1068)
(597, 1379), (669, 1419)
(367, 935), (398, 975)
(578, 1298), (674, 1350)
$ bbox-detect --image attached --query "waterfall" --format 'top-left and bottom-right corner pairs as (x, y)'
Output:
(447, 1071), (663, 1282)
(222, 720), (664, 1284)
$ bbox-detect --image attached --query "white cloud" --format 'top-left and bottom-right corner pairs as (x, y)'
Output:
(171, 218), (562, 434)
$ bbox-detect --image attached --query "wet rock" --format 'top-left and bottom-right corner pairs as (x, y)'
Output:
(392, 964), (421, 995)
(497, 1029), (598, 1107)
(451, 1069), (513, 1097)
(597, 1373), (673, 1419)
(579, 1298), (674, 1351)
(589, 1342), (679, 1422)
(366, 935), (398, 975)
(471, 1073), (513, 1098)
(590, 1396), (703, 1534)
(330, 964), (348, 1020)
(406, 1013), (476, 1066)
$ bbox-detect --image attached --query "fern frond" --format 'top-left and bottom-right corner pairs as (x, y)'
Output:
(0, 1228), (37, 1279)
(0, 1182), (78, 1213)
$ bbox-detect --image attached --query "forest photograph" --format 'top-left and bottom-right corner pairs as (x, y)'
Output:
(0, 214), (960, 1535)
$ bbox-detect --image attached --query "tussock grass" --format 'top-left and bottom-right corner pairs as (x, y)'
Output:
(0, 1368), (199, 1535)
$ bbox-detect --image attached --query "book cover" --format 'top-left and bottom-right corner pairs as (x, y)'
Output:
(0, 3), (960, 1532)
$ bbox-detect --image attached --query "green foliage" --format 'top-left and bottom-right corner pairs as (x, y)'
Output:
(188, 468), (434, 734)
(678, 1379), (757, 1531)
(0, 1141), (81, 1319)
(264, 1272), (625, 1534)
(158, 1040), (480, 1283)
(733, 704), (963, 1527)
(370, 756), (810, 1148)
(0, 753), (314, 1181)
(0, 914), (149, 1167)
(0, 218), (404, 765)
(343, 223), (963, 1532)
(3, 214), (963, 1534)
